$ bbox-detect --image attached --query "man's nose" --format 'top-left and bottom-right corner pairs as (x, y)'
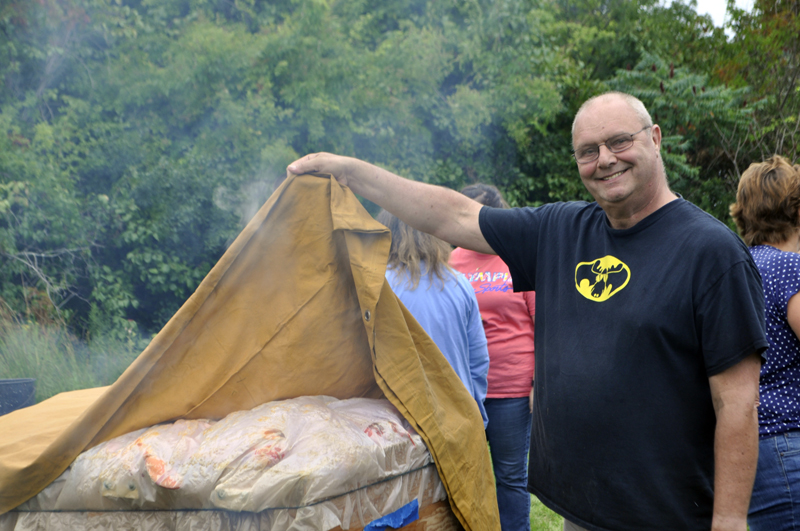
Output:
(596, 144), (617, 166)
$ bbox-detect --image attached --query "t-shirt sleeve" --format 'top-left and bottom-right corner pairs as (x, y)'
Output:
(697, 259), (768, 376)
(479, 206), (540, 292)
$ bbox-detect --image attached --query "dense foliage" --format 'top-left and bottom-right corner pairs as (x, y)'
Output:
(0, 0), (797, 338)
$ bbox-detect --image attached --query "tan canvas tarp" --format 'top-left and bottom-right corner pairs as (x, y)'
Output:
(0, 174), (500, 530)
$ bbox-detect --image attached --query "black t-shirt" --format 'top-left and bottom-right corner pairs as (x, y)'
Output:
(480, 198), (767, 531)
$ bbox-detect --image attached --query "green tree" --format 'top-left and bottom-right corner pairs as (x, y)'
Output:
(716, 0), (800, 162)
(0, 0), (770, 337)
(608, 52), (755, 222)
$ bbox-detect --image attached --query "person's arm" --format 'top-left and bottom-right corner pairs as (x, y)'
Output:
(466, 294), (490, 413)
(786, 291), (800, 338)
(708, 352), (761, 531)
(529, 384), (534, 413)
(461, 278), (490, 427)
(524, 291), (536, 412)
(288, 153), (494, 253)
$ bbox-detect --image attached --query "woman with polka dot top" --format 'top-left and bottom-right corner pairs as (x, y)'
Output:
(731, 155), (800, 531)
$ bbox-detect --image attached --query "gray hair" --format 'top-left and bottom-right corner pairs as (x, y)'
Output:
(571, 92), (653, 140)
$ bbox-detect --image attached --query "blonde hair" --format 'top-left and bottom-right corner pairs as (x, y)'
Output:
(377, 210), (453, 290)
(730, 155), (800, 246)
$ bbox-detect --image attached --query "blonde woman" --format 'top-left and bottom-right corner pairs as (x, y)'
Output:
(377, 210), (490, 427)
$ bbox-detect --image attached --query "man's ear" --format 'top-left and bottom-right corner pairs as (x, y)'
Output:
(651, 124), (662, 151)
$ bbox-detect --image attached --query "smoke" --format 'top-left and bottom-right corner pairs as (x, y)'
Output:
(213, 173), (284, 236)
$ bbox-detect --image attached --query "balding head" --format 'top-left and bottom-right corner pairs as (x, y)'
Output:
(572, 92), (653, 143)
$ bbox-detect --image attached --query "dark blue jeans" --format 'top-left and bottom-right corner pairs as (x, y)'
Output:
(748, 430), (800, 531)
(485, 397), (532, 531)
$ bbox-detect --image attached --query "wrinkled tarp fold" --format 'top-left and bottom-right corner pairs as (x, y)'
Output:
(0, 174), (499, 531)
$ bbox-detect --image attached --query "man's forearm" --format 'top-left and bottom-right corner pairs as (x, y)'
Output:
(708, 353), (761, 531)
(711, 402), (758, 530)
(343, 160), (468, 238)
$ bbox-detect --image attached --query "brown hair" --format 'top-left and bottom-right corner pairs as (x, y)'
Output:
(730, 155), (800, 246)
(376, 210), (453, 290)
(460, 183), (509, 208)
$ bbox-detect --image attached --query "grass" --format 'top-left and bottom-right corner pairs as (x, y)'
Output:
(531, 494), (563, 530)
(0, 318), (146, 402)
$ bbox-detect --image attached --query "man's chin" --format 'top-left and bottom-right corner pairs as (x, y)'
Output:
(592, 190), (629, 207)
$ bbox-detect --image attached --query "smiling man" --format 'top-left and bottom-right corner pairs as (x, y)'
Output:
(288, 91), (767, 531)
(571, 95), (675, 229)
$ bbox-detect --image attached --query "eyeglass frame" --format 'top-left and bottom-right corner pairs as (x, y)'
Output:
(572, 125), (653, 164)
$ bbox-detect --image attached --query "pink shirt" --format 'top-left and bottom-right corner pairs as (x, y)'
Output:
(450, 248), (535, 398)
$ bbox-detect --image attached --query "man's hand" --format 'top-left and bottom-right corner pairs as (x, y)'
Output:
(708, 352), (761, 531)
(288, 152), (360, 188)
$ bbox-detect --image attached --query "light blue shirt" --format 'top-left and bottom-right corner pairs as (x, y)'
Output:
(386, 263), (490, 427)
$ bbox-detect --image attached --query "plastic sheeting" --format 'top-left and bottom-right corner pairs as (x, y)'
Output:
(2, 469), (445, 531)
(2, 478), (445, 531)
(4, 397), (447, 531)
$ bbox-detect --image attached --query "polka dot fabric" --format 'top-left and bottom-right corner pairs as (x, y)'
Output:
(750, 244), (800, 438)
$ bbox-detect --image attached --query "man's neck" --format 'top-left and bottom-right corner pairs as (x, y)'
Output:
(605, 188), (679, 230)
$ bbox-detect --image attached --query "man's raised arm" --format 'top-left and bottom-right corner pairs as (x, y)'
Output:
(287, 153), (494, 254)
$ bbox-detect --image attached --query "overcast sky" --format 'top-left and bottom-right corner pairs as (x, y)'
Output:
(683, 0), (755, 26)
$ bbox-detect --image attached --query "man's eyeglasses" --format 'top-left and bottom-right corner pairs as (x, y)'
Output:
(573, 125), (652, 164)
